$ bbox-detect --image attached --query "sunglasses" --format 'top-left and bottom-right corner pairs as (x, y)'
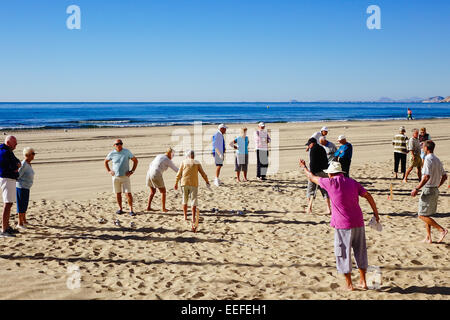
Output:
(114, 142), (123, 146)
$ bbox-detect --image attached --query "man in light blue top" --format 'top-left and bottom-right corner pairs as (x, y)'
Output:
(230, 127), (249, 182)
(104, 139), (138, 216)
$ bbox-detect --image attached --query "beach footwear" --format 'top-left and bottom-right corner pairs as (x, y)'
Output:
(5, 226), (19, 234)
(16, 224), (27, 230)
(116, 209), (124, 215)
(114, 219), (121, 226)
(0, 229), (16, 238)
(214, 178), (220, 187)
(98, 218), (107, 224)
(129, 211), (136, 217)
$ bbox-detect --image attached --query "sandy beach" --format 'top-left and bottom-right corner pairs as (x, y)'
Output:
(0, 119), (449, 300)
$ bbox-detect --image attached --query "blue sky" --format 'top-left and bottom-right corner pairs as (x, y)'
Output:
(0, 0), (449, 102)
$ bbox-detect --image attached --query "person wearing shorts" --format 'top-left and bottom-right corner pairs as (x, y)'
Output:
(212, 124), (227, 186)
(146, 147), (178, 212)
(0, 136), (21, 237)
(16, 147), (36, 229)
(300, 160), (380, 291)
(105, 139), (138, 216)
(403, 128), (422, 183)
(174, 150), (210, 231)
(411, 140), (447, 244)
(230, 127), (249, 182)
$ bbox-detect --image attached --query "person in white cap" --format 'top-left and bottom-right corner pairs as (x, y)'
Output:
(212, 124), (227, 186)
(299, 159), (380, 291)
(334, 135), (352, 177)
(254, 122), (271, 180)
(309, 126), (329, 151)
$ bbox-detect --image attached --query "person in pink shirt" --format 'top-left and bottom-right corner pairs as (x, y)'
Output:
(299, 159), (380, 291)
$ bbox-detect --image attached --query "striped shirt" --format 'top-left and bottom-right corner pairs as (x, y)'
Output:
(392, 134), (408, 154)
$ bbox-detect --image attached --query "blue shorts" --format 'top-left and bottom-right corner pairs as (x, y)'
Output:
(16, 188), (30, 213)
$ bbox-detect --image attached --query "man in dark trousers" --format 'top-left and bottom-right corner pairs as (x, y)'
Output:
(305, 137), (331, 214)
(334, 135), (353, 177)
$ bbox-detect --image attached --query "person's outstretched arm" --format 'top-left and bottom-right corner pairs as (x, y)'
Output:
(361, 191), (380, 223)
(299, 159), (320, 185)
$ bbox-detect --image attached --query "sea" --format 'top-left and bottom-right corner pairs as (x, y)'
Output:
(0, 102), (449, 130)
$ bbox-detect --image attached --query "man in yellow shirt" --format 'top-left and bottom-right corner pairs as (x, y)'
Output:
(174, 150), (210, 231)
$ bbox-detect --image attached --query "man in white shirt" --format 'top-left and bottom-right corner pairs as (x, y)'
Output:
(146, 147), (179, 212)
(212, 124), (227, 186)
(411, 140), (447, 244)
(308, 126), (329, 152)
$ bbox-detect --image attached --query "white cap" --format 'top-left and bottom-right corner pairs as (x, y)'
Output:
(321, 126), (329, 132)
(337, 135), (346, 141)
(218, 124), (228, 130)
(258, 122), (265, 127)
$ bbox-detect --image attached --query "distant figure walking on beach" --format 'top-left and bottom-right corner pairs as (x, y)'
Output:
(254, 122), (271, 180)
(403, 129), (422, 183)
(0, 136), (21, 237)
(392, 126), (408, 179)
(304, 137), (331, 214)
(230, 127), (249, 182)
(104, 139), (138, 216)
(212, 124), (227, 187)
(407, 108), (413, 120)
(300, 160), (380, 291)
(146, 147), (178, 212)
(410, 140), (447, 244)
(418, 127), (431, 162)
(174, 150), (210, 232)
(319, 136), (337, 163)
(16, 147), (36, 229)
(334, 135), (353, 177)
(308, 126), (329, 151)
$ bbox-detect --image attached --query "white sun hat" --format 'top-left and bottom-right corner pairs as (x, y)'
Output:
(321, 126), (329, 132)
(323, 161), (346, 174)
(337, 134), (346, 141)
(258, 122), (265, 127)
(218, 123), (228, 130)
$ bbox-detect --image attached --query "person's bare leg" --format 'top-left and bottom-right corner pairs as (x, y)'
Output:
(147, 187), (157, 211)
(344, 273), (354, 291)
(403, 167), (413, 183)
(243, 171), (248, 181)
(183, 204), (188, 220)
(306, 197), (313, 214)
(18, 213), (25, 226)
(191, 205), (197, 232)
(358, 269), (368, 289)
(126, 193), (133, 212)
(419, 216), (446, 243)
(215, 166), (222, 179)
(2, 203), (13, 232)
(116, 193), (123, 211)
(236, 171), (241, 182)
(160, 188), (168, 212)
(417, 168), (422, 181)
(438, 229), (448, 243)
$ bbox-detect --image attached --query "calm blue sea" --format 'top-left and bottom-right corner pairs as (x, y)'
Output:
(0, 102), (449, 130)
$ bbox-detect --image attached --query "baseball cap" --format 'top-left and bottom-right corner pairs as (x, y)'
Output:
(337, 135), (346, 141)
(218, 124), (228, 130)
(258, 122), (265, 127)
(321, 126), (329, 132)
(305, 137), (317, 145)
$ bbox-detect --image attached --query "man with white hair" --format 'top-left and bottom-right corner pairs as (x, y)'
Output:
(319, 136), (337, 163)
(212, 124), (227, 186)
(0, 136), (21, 237)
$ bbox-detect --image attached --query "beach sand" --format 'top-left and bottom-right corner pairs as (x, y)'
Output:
(0, 119), (449, 299)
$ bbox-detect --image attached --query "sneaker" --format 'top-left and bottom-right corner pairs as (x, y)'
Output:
(116, 209), (124, 215)
(0, 230), (16, 238)
(6, 226), (19, 234)
(214, 178), (220, 187)
(129, 211), (136, 217)
(16, 224), (28, 230)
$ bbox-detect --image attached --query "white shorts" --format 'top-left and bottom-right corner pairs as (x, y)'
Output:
(0, 178), (16, 203)
(112, 176), (131, 194)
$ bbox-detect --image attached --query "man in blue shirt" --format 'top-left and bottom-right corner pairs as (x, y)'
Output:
(334, 135), (353, 177)
(0, 136), (21, 237)
(105, 139), (138, 216)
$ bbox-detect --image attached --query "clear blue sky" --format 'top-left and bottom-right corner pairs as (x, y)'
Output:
(1, 0), (449, 102)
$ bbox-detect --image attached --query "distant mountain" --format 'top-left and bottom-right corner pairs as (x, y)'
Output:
(377, 97), (396, 102)
(441, 96), (450, 103)
(422, 96), (445, 103)
(376, 97), (423, 103)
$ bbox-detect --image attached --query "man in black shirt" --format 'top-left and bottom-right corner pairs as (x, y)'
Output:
(304, 138), (331, 214)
